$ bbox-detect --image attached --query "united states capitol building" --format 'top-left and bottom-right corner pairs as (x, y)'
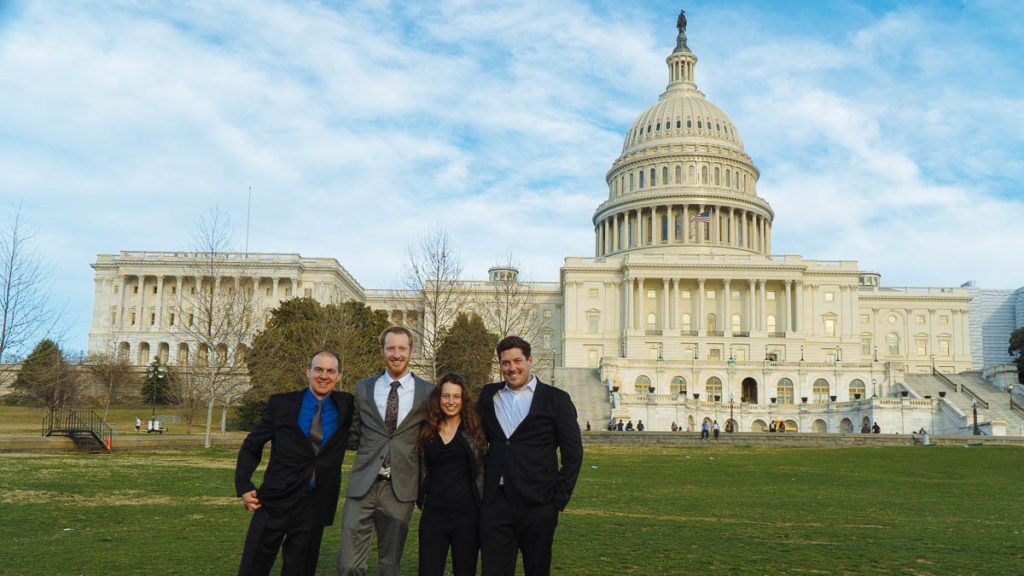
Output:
(88, 19), (1023, 435)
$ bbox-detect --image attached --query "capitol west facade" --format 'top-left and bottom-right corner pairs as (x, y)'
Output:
(88, 23), (1019, 435)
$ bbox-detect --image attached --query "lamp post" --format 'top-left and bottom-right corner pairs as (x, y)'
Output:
(972, 398), (979, 435)
(729, 394), (735, 428)
(800, 344), (805, 361)
(146, 363), (166, 421)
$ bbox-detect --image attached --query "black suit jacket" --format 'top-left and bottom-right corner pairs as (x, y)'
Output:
(235, 389), (355, 526)
(477, 379), (583, 511)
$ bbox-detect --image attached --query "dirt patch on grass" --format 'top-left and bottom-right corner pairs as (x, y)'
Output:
(1, 489), (237, 507)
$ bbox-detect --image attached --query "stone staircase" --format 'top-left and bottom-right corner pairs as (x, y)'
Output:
(903, 372), (1024, 435)
(553, 367), (611, 427)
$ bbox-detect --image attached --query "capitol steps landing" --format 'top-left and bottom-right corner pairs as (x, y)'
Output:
(553, 367), (610, 427)
(903, 373), (1024, 434)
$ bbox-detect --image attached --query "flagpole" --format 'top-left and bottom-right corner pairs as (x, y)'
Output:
(245, 186), (251, 256)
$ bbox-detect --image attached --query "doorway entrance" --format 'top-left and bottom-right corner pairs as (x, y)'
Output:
(741, 377), (758, 404)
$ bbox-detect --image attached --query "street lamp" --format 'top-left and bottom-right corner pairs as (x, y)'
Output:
(729, 394), (735, 429)
(146, 363), (166, 421)
(972, 398), (979, 435)
(800, 344), (805, 361)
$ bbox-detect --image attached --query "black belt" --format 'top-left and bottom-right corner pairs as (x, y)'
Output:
(376, 474), (392, 482)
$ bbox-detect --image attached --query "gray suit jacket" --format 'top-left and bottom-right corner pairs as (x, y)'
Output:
(345, 372), (433, 502)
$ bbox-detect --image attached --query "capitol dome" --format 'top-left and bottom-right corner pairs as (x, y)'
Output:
(592, 19), (773, 258)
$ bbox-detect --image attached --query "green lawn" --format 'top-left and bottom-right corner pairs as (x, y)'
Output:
(0, 444), (1021, 575)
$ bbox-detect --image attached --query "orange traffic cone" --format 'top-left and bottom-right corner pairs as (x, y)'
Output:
(105, 434), (112, 452)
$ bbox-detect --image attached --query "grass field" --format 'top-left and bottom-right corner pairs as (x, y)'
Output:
(0, 444), (1021, 575)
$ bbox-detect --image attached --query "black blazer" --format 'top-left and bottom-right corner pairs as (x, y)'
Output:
(235, 389), (355, 526)
(477, 379), (583, 511)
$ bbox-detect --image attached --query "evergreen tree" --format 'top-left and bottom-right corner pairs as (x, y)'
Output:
(236, 298), (389, 429)
(12, 339), (80, 411)
(1009, 327), (1024, 384)
(436, 312), (498, 397)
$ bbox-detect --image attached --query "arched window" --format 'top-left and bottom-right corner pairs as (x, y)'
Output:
(725, 169), (730, 187)
(766, 314), (776, 333)
(650, 168), (656, 186)
(635, 375), (652, 395)
(701, 166), (708, 184)
(675, 165), (682, 183)
(776, 378), (794, 404)
(707, 313), (717, 331)
(629, 172), (634, 191)
(681, 313), (692, 332)
(849, 379), (866, 399)
(639, 170), (645, 188)
(714, 167), (720, 185)
(671, 376), (687, 395)
(731, 314), (741, 332)
(662, 166), (668, 186)
(688, 165), (695, 181)
(887, 332), (900, 355)
(661, 215), (669, 241)
(705, 377), (722, 401)
(813, 378), (830, 404)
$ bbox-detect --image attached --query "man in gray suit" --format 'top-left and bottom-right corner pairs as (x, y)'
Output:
(338, 326), (433, 576)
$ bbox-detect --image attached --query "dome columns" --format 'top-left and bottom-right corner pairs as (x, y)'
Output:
(594, 203), (773, 256)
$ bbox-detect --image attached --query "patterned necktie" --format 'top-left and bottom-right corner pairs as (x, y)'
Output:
(383, 381), (400, 471)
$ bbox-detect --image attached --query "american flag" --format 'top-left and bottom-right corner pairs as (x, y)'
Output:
(690, 210), (710, 223)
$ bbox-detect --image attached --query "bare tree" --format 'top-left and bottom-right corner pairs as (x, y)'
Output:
(85, 346), (136, 422)
(170, 207), (261, 446)
(475, 257), (552, 376)
(402, 226), (466, 382)
(0, 206), (65, 363)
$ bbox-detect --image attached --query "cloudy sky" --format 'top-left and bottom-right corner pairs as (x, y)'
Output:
(2, 0), (1022, 356)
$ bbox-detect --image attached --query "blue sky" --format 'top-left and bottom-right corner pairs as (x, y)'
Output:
(1, 0), (1022, 357)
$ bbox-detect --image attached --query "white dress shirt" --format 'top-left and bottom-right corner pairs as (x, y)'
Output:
(374, 370), (415, 428)
(494, 376), (537, 438)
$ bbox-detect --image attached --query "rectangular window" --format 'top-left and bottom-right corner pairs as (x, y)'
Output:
(133, 285), (138, 294)
(113, 285), (119, 294)
(304, 288), (313, 297)
(824, 318), (835, 337)
(543, 334), (551, 348)
(110, 311), (116, 326)
(588, 315), (598, 333)
(860, 314), (870, 324)
(706, 290), (715, 299)
(130, 312), (136, 325)
(169, 313), (176, 326)
(588, 288), (599, 298)
(767, 291), (776, 301)
(916, 337), (927, 356)
(680, 290), (691, 299)
(940, 339), (950, 355)
(708, 348), (721, 360)
(940, 315), (949, 325)
(188, 313), (194, 327)
(647, 290), (656, 299)
(149, 313), (156, 326)
(916, 315), (926, 325)
(731, 291), (740, 300)
(171, 285), (177, 295)
(266, 287), (272, 296)
(824, 291), (834, 302)
(152, 286), (158, 294)
(861, 337), (871, 355)
(543, 309), (552, 319)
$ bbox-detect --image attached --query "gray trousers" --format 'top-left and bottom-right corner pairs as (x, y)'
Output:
(337, 478), (414, 576)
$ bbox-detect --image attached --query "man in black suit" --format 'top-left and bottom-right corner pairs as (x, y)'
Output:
(477, 336), (583, 576)
(235, 350), (355, 576)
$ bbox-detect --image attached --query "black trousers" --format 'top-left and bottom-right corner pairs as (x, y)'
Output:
(238, 490), (324, 576)
(480, 489), (559, 576)
(418, 505), (479, 576)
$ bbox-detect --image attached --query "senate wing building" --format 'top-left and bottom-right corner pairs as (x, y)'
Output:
(88, 19), (1023, 435)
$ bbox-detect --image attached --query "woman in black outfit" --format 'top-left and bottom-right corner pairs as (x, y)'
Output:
(417, 373), (486, 576)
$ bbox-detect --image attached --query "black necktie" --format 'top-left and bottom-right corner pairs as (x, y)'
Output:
(383, 381), (400, 471)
